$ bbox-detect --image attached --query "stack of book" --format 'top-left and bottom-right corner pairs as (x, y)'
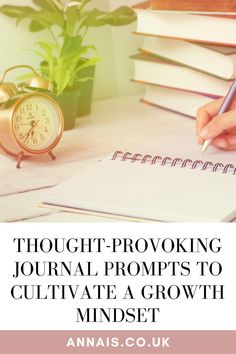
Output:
(132, 0), (236, 118)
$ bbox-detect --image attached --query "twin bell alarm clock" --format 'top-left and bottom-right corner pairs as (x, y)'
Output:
(0, 65), (64, 168)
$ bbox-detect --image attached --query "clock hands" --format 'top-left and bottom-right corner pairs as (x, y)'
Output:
(23, 120), (39, 142)
(30, 129), (35, 140)
(19, 123), (33, 126)
(23, 127), (34, 142)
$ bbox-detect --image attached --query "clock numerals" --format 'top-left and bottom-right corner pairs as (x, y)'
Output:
(13, 98), (59, 151)
(15, 115), (22, 123)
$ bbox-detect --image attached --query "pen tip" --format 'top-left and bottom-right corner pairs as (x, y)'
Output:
(202, 142), (208, 154)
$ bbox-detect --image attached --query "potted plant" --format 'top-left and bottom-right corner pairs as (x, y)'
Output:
(0, 0), (136, 130)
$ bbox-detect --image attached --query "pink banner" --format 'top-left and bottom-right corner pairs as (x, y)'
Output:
(0, 330), (235, 354)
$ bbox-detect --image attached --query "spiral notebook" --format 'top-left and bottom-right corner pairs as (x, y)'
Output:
(42, 134), (236, 222)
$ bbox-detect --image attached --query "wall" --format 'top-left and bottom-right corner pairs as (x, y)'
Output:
(0, 0), (143, 100)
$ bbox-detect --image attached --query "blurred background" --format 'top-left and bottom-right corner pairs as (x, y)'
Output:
(0, 0), (143, 100)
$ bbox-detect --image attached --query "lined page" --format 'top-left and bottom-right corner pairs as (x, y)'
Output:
(43, 158), (236, 222)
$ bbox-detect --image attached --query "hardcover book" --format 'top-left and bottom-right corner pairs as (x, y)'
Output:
(141, 85), (214, 118)
(132, 53), (231, 97)
(141, 37), (236, 80)
(135, 2), (236, 46)
(151, 0), (236, 13)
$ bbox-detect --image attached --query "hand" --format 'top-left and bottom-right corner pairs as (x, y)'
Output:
(196, 97), (236, 151)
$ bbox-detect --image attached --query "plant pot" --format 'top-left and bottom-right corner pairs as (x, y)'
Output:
(77, 65), (96, 117)
(50, 89), (80, 131)
(47, 64), (95, 130)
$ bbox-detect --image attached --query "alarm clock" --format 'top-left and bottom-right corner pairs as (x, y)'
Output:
(0, 65), (64, 168)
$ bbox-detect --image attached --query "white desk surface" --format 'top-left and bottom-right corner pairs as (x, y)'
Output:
(0, 94), (195, 222)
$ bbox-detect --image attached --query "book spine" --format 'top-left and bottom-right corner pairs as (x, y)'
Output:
(111, 151), (236, 174)
(151, 0), (236, 12)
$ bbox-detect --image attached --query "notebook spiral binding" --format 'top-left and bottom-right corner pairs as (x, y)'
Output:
(111, 151), (236, 174)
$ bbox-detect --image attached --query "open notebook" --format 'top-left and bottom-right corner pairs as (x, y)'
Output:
(42, 133), (236, 222)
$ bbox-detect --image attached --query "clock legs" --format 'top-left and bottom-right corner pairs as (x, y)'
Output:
(15, 151), (55, 168)
(16, 151), (24, 169)
(49, 151), (56, 161)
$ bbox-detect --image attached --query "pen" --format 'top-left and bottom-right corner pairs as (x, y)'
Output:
(202, 79), (236, 153)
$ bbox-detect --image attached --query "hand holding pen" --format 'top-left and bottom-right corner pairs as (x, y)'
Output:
(197, 80), (236, 152)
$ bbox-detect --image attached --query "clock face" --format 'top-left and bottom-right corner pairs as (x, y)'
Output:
(12, 95), (63, 153)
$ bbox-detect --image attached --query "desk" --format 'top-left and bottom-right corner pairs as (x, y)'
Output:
(0, 94), (194, 222)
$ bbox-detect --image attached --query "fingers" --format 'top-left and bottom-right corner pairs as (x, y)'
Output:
(196, 108), (211, 145)
(196, 96), (236, 150)
(196, 98), (224, 144)
(199, 110), (236, 141)
(211, 133), (236, 150)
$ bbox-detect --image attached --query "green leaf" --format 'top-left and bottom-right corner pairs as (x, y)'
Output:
(80, 6), (136, 28)
(29, 20), (45, 32)
(0, 0), (134, 95)
(16, 10), (38, 26)
(32, 0), (59, 12)
(75, 57), (100, 73)
(105, 7), (136, 26)
(54, 65), (71, 96)
(29, 18), (51, 31)
(80, 9), (107, 28)
(31, 49), (49, 62)
(37, 40), (55, 61)
(60, 35), (82, 57)
(40, 62), (51, 79)
(65, 6), (79, 36)
(16, 72), (35, 82)
(28, 10), (65, 29)
(0, 5), (34, 19)
(75, 0), (90, 5)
